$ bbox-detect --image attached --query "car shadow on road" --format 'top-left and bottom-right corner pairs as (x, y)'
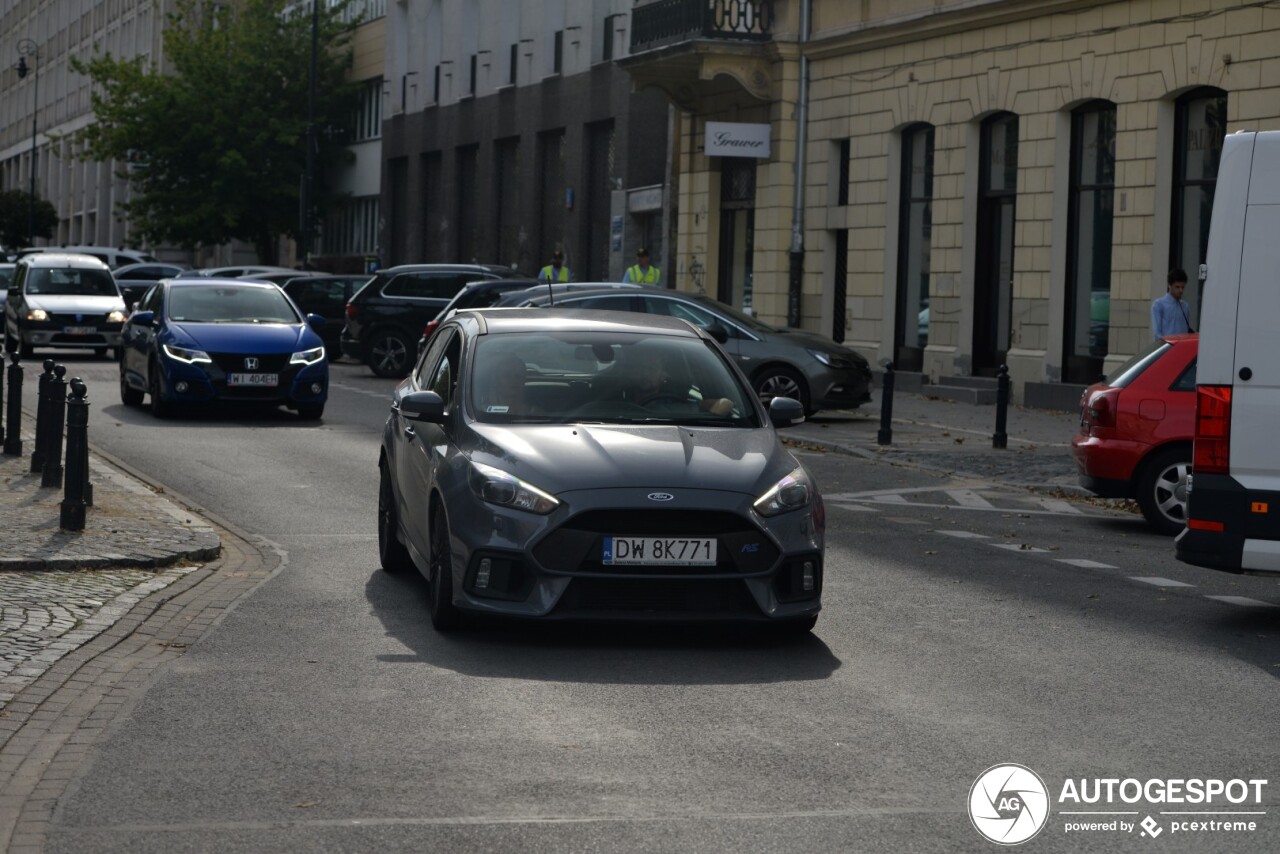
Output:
(100, 401), (326, 427)
(363, 568), (842, 686)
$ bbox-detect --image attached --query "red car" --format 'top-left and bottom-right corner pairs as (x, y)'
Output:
(1071, 333), (1197, 535)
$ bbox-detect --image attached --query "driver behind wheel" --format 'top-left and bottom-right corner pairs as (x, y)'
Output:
(619, 343), (733, 415)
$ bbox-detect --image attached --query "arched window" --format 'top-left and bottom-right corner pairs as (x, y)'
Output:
(974, 112), (1018, 375)
(895, 123), (934, 370)
(1064, 100), (1116, 384)
(1171, 87), (1227, 328)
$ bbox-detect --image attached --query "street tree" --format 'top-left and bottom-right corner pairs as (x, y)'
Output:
(0, 190), (59, 250)
(71, 0), (361, 263)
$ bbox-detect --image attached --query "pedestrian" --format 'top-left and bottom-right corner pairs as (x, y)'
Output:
(538, 250), (571, 284)
(1151, 268), (1193, 339)
(622, 247), (661, 285)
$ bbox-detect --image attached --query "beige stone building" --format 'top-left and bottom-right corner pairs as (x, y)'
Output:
(625, 0), (1274, 405)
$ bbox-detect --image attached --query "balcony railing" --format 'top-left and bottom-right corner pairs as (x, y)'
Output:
(630, 0), (776, 54)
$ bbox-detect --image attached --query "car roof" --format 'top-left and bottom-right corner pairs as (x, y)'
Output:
(19, 252), (112, 270)
(166, 277), (281, 289)
(454, 307), (705, 338)
(381, 263), (520, 275)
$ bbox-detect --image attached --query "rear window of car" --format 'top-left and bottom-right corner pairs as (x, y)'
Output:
(383, 273), (472, 300)
(1105, 339), (1169, 388)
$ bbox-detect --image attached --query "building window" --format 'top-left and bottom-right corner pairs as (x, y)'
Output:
(896, 123), (934, 370)
(509, 43), (517, 85)
(495, 137), (522, 269)
(320, 195), (379, 256)
(350, 77), (382, 142)
(974, 112), (1018, 376)
(1171, 86), (1227, 329)
(602, 15), (617, 62)
(1064, 100), (1117, 384)
(553, 30), (563, 74)
(837, 138), (851, 207)
(433, 65), (441, 103)
(832, 229), (848, 344)
(469, 54), (477, 95)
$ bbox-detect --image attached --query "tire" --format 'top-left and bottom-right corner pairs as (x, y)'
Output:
(119, 360), (144, 407)
(296, 402), (325, 420)
(753, 365), (811, 414)
(428, 503), (463, 631)
(367, 330), (413, 378)
(148, 363), (173, 419)
(1136, 446), (1192, 536)
(377, 461), (414, 574)
(19, 339), (33, 360)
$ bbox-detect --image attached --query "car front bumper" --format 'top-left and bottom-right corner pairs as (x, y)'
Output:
(807, 363), (873, 410)
(435, 482), (824, 623)
(155, 353), (328, 406)
(21, 325), (122, 350)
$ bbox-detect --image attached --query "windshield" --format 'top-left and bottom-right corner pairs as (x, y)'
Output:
(168, 285), (301, 324)
(470, 331), (760, 427)
(24, 268), (119, 297)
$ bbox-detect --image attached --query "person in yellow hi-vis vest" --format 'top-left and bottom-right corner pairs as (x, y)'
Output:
(537, 250), (571, 284)
(622, 247), (661, 284)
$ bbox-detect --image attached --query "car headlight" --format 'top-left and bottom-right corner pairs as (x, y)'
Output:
(753, 466), (813, 516)
(161, 343), (212, 364)
(469, 461), (560, 515)
(26, 309), (48, 322)
(107, 310), (126, 323)
(807, 348), (855, 369)
(290, 346), (325, 366)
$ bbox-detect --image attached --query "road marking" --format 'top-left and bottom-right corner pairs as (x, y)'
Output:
(1056, 559), (1117, 569)
(868, 494), (909, 504)
(1130, 577), (1194, 588)
(1036, 497), (1083, 514)
(946, 489), (995, 509)
(936, 530), (990, 539)
(991, 543), (1050, 553)
(1205, 595), (1277, 608)
(831, 502), (879, 513)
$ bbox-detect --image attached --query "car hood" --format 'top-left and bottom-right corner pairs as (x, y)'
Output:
(24, 294), (125, 313)
(168, 322), (314, 353)
(769, 328), (868, 362)
(467, 422), (794, 497)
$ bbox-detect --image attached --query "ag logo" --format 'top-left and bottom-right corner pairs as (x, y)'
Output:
(968, 764), (1050, 845)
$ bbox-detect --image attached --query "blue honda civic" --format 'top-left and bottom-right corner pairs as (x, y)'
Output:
(119, 278), (329, 419)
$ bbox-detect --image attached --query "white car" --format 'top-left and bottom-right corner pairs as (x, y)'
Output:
(3, 253), (127, 359)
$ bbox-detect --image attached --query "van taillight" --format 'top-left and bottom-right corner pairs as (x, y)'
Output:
(345, 303), (358, 318)
(1193, 385), (1232, 474)
(423, 320), (439, 338)
(1087, 389), (1119, 428)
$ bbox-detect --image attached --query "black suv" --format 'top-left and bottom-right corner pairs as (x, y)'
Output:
(341, 264), (521, 377)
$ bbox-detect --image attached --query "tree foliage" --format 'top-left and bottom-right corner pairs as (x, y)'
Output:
(0, 190), (59, 249)
(72, 0), (361, 262)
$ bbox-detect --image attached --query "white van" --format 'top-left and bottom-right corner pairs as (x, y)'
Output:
(1175, 130), (1280, 575)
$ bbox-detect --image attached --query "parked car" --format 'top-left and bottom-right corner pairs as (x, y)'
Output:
(1071, 333), (1197, 535)
(416, 279), (648, 357)
(15, 245), (157, 270)
(196, 265), (299, 279)
(237, 270), (328, 286)
(379, 308), (823, 632)
(341, 263), (522, 377)
(119, 278), (328, 419)
(3, 253), (127, 359)
(113, 262), (194, 309)
(501, 286), (873, 414)
(281, 274), (373, 359)
(0, 262), (14, 321)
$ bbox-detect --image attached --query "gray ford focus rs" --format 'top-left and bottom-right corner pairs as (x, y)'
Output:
(378, 309), (825, 633)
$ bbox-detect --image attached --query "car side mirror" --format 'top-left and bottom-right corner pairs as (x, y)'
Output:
(131, 310), (155, 327)
(768, 396), (805, 428)
(306, 313), (326, 332)
(706, 322), (729, 344)
(399, 390), (445, 423)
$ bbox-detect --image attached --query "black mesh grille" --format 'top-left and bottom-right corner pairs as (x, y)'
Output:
(555, 578), (758, 615)
(209, 352), (290, 373)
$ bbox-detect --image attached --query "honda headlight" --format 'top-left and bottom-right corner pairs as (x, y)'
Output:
(469, 462), (560, 515)
(161, 343), (212, 364)
(753, 466), (813, 516)
(107, 310), (126, 323)
(26, 308), (48, 321)
(290, 346), (325, 366)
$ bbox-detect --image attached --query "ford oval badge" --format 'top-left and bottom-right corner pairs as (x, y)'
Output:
(647, 492), (674, 502)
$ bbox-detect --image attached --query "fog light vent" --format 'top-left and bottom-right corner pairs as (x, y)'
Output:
(175, 381), (189, 393)
(311, 382), (323, 394)
(802, 561), (815, 592)
(475, 558), (492, 589)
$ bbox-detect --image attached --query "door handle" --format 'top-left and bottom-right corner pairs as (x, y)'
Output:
(403, 425), (416, 440)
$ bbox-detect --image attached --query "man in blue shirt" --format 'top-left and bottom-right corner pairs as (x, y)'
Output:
(1151, 268), (1193, 339)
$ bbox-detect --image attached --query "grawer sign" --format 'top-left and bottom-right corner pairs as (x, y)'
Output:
(968, 764), (1268, 845)
(705, 121), (771, 158)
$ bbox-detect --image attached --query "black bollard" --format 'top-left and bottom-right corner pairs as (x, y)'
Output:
(877, 361), (895, 446)
(60, 379), (90, 531)
(30, 359), (56, 473)
(3, 351), (22, 457)
(993, 364), (1010, 449)
(41, 365), (68, 488)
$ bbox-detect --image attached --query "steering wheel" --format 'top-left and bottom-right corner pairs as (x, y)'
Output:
(637, 393), (689, 407)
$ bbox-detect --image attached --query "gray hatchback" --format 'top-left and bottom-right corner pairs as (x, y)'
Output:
(378, 309), (824, 633)
(499, 286), (872, 414)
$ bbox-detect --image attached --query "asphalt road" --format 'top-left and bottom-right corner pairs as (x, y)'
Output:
(17, 354), (1280, 853)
